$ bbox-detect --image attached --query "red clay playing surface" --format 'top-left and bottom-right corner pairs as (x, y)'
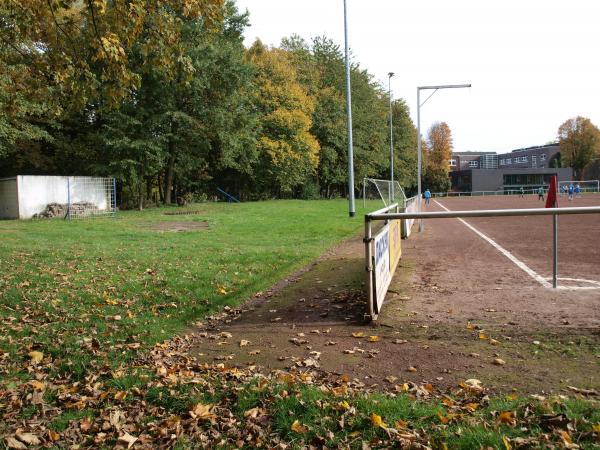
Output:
(427, 193), (600, 288)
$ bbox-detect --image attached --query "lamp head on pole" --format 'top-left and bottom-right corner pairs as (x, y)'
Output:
(388, 72), (394, 79)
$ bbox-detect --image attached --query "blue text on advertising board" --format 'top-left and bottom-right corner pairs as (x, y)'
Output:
(375, 230), (389, 263)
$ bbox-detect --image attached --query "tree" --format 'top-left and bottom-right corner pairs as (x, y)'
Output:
(246, 41), (319, 196)
(424, 122), (453, 192)
(390, 99), (417, 190)
(558, 116), (600, 180)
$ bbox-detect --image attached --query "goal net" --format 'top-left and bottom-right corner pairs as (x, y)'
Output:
(558, 180), (599, 193)
(363, 178), (407, 208)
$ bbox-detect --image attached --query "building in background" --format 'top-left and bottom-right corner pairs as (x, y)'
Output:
(449, 144), (573, 192)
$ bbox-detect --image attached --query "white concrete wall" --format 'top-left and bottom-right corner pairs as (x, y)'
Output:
(0, 178), (19, 219)
(16, 176), (110, 219)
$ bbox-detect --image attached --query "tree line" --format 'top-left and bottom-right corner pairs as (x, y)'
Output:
(0, 0), (427, 208)
(5, 2), (594, 208)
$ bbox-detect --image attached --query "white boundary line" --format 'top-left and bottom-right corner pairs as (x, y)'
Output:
(433, 199), (600, 290)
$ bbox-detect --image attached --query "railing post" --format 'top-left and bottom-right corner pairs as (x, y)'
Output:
(364, 215), (374, 321)
(553, 212), (558, 288)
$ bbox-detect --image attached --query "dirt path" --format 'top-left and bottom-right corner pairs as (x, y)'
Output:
(190, 208), (600, 395)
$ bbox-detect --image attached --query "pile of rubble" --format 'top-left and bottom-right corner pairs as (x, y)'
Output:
(34, 202), (101, 218)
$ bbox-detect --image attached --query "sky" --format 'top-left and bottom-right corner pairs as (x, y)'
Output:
(234, 0), (600, 153)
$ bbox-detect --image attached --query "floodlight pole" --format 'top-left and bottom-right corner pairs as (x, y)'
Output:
(388, 72), (395, 203)
(417, 83), (471, 231)
(343, 0), (355, 217)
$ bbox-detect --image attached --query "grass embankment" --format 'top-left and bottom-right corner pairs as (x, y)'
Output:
(1, 199), (599, 449)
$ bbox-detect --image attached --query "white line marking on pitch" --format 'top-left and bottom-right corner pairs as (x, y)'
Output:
(432, 199), (600, 290)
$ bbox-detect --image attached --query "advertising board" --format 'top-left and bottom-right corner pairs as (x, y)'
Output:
(373, 224), (391, 313)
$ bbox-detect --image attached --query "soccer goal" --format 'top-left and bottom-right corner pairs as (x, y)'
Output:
(362, 178), (407, 208)
(0, 175), (117, 220)
(558, 180), (599, 193)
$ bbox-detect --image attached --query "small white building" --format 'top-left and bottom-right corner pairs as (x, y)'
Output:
(0, 175), (115, 219)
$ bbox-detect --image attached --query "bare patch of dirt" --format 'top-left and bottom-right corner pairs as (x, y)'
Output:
(163, 210), (204, 216)
(151, 220), (209, 232)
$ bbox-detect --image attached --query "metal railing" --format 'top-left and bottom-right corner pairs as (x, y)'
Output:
(365, 205), (600, 320)
(433, 185), (600, 197)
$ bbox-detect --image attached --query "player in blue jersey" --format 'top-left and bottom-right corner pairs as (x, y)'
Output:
(568, 183), (574, 201)
(424, 189), (431, 205)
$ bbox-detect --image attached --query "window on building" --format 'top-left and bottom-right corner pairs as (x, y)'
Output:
(506, 158), (512, 164)
(449, 159), (456, 167)
(540, 154), (546, 161)
(469, 160), (479, 168)
(532, 155), (537, 167)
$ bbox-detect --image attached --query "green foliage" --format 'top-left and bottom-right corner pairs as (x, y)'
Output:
(558, 116), (600, 180)
(0, 2), (419, 203)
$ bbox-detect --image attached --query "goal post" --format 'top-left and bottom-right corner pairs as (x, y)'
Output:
(362, 178), (407, 208)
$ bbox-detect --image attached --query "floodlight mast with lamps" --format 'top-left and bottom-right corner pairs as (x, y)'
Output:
(417, 83), (471, 231)
(343, 0), (355, 217)
(388, 72), (395, 202)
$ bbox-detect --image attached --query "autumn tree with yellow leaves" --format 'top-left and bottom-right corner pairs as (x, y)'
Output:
(424, 121), (453, 192)
(557, 116), (600, 180)
(247, 41), (320, 196)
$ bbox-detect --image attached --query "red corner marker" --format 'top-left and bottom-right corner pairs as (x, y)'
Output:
(545, 175), (558, 208)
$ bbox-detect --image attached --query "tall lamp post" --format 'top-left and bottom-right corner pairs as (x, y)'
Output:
(388, 72), (395, 203)
(417, 83), (471, 231)
(343, 0), (355, 217)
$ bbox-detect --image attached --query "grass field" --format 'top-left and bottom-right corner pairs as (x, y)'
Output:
(1, 199), (599, 449)
(0, 200), (372, 382)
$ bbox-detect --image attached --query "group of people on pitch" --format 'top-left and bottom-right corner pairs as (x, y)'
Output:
(519, 183), (582, 201)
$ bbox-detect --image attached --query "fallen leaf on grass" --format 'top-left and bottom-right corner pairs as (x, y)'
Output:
(239, 340), (250, 347)
(478, 332), (488, 340)
(118, 432), (138, 449)
(29, 380), (45, 391)
(291, 420), (308, 433)
(48, 430), (60, 442)
(28, 351), (43, 363)
(352, 332), (366, 338)
(5, 437), (26, 449)
(368, 336), (379, 342)
(407, 366), (417, 372)
(499, 411), (516, 425)
(80, 416), (93, 432)
(371, 413), (388, 429)
(560, 430), (579, 449)
(461, 379), (483, 393)
(189, 403), (215, 421)
(15, 431), (41, 446)
(493, 358), (506, 366)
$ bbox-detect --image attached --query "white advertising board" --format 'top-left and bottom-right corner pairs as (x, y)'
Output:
(373, 224), (391, 313)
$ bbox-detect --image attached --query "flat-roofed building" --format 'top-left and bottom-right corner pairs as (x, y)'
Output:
(448, 144), (573, 192)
